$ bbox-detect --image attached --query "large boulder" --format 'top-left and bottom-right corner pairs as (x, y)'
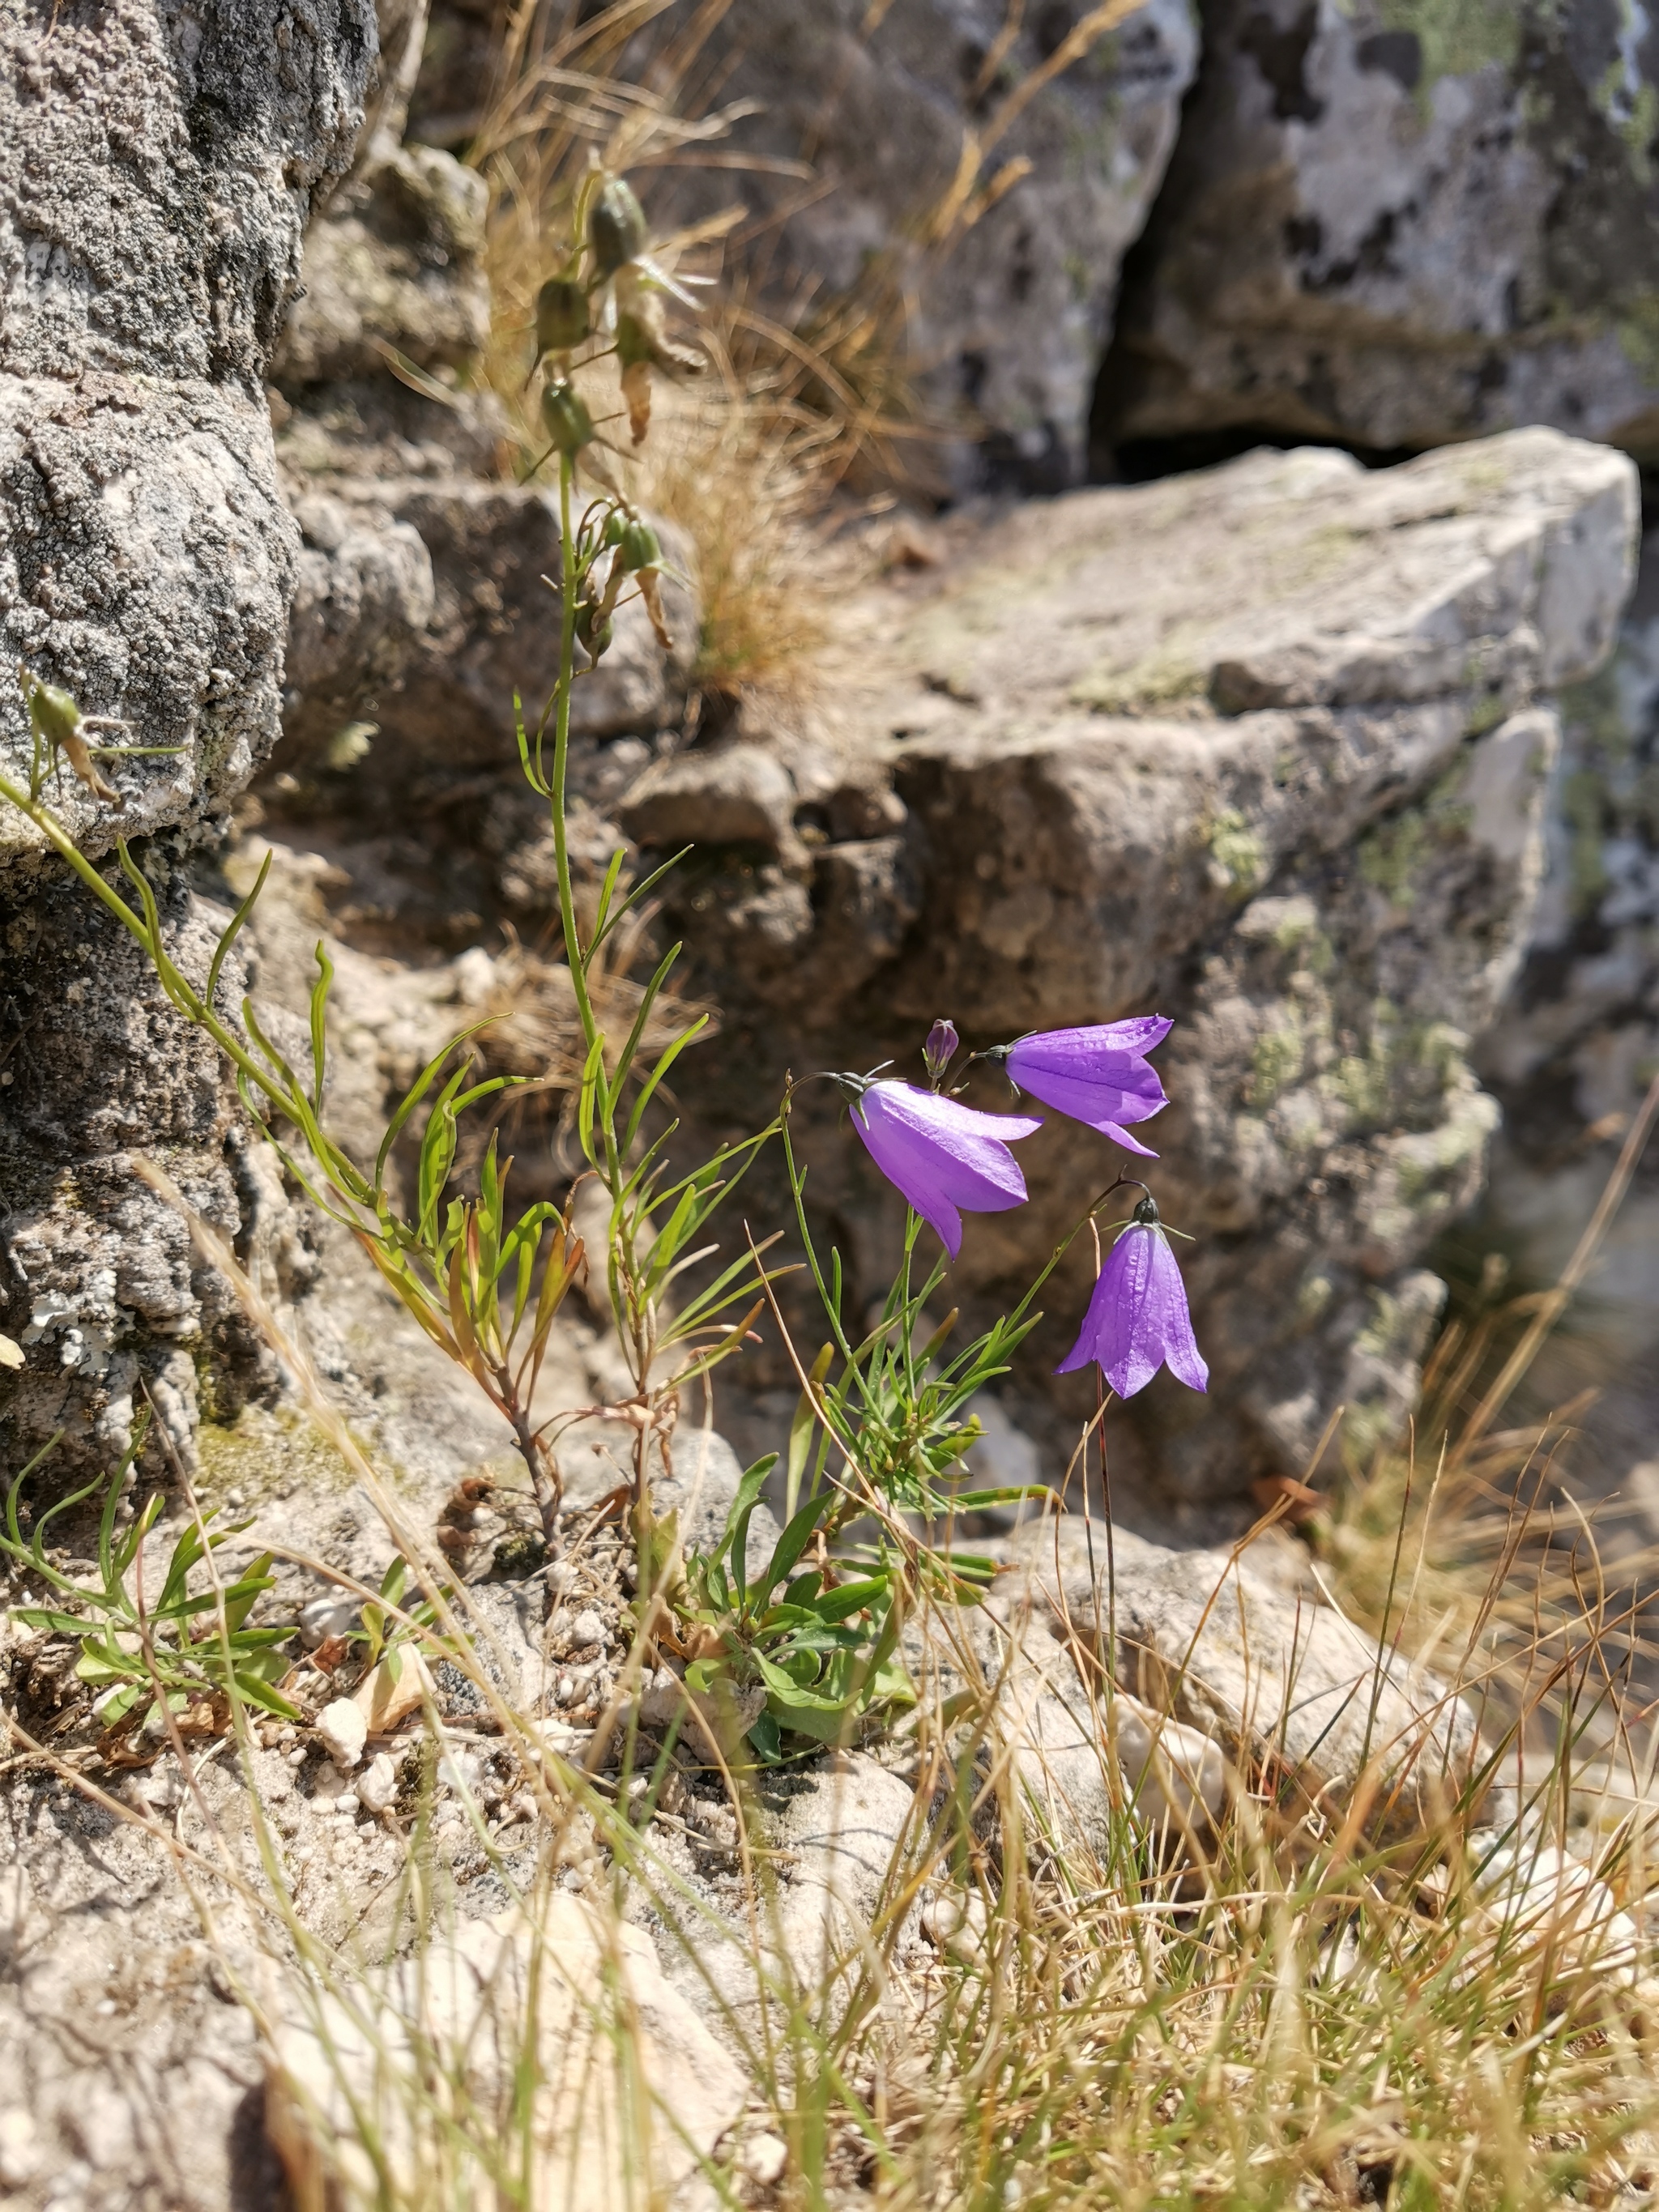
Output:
(631, 429), (1638, 1513)
(1472, 526), (1659, 1527)
(625, 0), (1198, 492)
(1098, 0), (1659, 468)
(0, 0), (374, 1474)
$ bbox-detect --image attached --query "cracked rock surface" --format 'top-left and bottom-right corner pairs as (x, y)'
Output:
(0, 0), (374, 1474)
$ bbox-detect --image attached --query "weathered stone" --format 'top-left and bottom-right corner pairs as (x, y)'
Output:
(0, 0), (373, 1473)
(1473, 527), (1659, 1532)
(1099, 0), (1659, 468)
(267, 1893), (750, 2206)
(315, 1694), (369, 1771)
(993, 1515), (1480, 1835)
(271, 142), (489, 387)
(763, 1753), (922, 1995)
(625, 0), (1198, 491)
(658, 429), (1636, 1507)
(621, 743), (805, 869)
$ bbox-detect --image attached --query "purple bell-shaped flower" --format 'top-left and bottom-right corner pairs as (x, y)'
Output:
(989, 1016), (1171, 1157)
(842, 1076), (1042, 1260)
(1058, 1195), (1207, 1399)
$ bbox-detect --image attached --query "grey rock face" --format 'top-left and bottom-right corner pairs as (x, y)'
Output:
(1101, 0), (1659, 465)
(0, 0), (373, 1470)
(627, 0), (1198, 491)
(638, 430), (1636, 1511)
(1473, 527), (1659, 1521)
(992, 1515), (1479, 1834)
(269, 113), (691, 777)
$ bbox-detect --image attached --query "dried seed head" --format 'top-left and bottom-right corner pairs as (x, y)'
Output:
(588, 177), (646, 280)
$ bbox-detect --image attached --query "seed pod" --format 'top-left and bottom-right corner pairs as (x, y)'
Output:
(617, 518), (662, 575)
(588, 177), (646, 279)
(602, 508), (628, 548)
(26, 676), (80, 752)
(539, 381), (595, 457)
(575, 601), (614, 662)
(535, 276), (591, 358)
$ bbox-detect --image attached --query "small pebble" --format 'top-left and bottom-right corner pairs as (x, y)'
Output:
(356, 1752), (398, 1815)
(299, 1595), (360, 1652)
(569, 1609), (604, 1651)
(742, 2134), (788, 2187)
(316, 1698), (368, 1772)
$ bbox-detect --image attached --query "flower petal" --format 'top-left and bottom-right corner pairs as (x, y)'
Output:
(852, 1082), (1041, 1259)
(1144, 1230), (1208, 1393)
(1005, 1020), (1171, 1140)
(1100, 1121), (1159, 1160)
(1056, 1222), (1205, 1397)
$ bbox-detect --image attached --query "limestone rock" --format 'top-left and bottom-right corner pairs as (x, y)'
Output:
(994, 1516), (1479, 1835)
(666, 429), (1636, 1506)
(1473, 526), (1659, 1532)
(316, 1695), (369, 1770)
(267, 1892), (750, 2206)
(271, 142), (489, 386)
(1100, 0), (1659, 467)
(626, 0), (1198, 491)
(763, 1753), (922, 1997)
(0, 0), (373, 1473)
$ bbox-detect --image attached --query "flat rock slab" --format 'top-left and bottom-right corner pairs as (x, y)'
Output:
(267, 1890), (749, 2211)
(992, 1516), (1478, 1836)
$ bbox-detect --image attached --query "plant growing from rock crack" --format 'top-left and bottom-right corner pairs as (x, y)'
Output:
(0, 152), (1218, 1767)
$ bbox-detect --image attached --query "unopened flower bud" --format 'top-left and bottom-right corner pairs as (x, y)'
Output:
(588, 177), (646, 279)
(540, 381), (595, 456)
(618, 518), (662, 575)
(923, 1018), (958, 1085)
(535, 276), (591, 357)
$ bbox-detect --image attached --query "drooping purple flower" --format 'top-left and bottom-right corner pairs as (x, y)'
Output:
(846, 1079), (1042, 1260)
(1057, 1196), (1207, 1398)
(991, 1016), (1171, 1158)
(922, 1017), (959, 1088)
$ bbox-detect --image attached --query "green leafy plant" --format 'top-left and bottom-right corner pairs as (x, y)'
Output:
(352, 1554), (443, 1686)
(2, 1420), (300, 1729)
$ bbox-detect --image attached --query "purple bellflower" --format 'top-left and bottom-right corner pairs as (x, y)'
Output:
(1058, 1195), (1208, 1399)
(840, 1076), (1043, 1260)
(986, 1015), (1171, 1157)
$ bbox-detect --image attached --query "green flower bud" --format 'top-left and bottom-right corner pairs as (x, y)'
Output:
(618, 518), (662, 574)
(602, 508), (628, 548)
(539, 381), (595, 456)
(535, 276), (591, 356)
(26, 677), (81, 750)
(588, 177), (646, 280)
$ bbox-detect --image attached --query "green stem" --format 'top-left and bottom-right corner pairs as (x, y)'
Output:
(550, 451), (622, 1198)
(0, 774), (285, 1126)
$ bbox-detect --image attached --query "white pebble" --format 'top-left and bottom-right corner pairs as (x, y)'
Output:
(315, 1698), (368, 1772)
(742, 2134), (788, 2187)
(299, 1595), (359, 1651)
(569, 1609), (604, 1651)
(355, 1751), (399, 1815)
